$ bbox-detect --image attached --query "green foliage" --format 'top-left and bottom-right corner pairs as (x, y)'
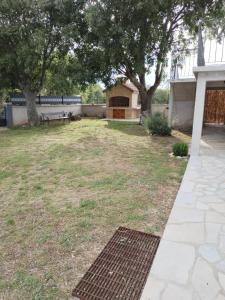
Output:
(78, 0), (221, 111)
(200, 2), (225, 41)
(0, 0), (222, 118)
(0, 0), (84, 92)
(173, 143), (189, 157)
(80, 200), (96, 209)
(152, 89), (169, 104)
(0, 0), (85, 124)
(42, 55), (81, 96)
(6, 218), (15, 226)
(0, 88), (12, 103)
(81, 84), (105, 104)
(145, 112), (171, 136)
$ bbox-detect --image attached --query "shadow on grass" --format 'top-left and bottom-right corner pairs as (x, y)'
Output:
(2, 122), (72, 138)
(105, 120), (190, 144)
(105, 120), (148, 137)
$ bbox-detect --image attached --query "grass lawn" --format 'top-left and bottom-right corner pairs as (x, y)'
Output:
(0, 119), (188, 299)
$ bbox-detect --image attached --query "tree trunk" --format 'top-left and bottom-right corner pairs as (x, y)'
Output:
(197, 22), (205, 66)
(139, 90), (148, 112)
(139, 90), (153, 115)
(23, 90), (40, 126)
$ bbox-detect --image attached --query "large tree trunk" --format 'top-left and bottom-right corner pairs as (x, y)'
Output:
(126, 64), (163, 120)
(138, 90), (154, 125)
(139, 90), (152, 115)
(23, 90), (40, 126)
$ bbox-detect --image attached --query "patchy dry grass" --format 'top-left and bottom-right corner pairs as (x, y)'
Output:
(0, 119), (188, 299)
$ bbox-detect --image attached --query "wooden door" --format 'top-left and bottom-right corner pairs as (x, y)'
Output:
(204, 90), (225, 124)
(113, 109), (125, 119)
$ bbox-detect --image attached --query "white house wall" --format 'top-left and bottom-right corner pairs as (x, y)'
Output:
(170, 80), (225, 129)
(171, 81), (196, 129)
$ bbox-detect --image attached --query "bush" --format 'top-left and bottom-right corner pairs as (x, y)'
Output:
(145, 112), (171, 136)
(173, 142), (188, 157)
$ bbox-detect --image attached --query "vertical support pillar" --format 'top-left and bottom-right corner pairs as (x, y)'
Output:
(168, 83), (174, 127)
(191, 74), (206, 155)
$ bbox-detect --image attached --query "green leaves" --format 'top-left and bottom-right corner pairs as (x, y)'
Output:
(42, 54), (80, 96)
(80, 84), (105, 104)
(77, 0), (222, 110)
(0, 0), (85, 93)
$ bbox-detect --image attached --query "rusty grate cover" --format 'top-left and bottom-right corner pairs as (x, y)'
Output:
(72, 227), (160, 300)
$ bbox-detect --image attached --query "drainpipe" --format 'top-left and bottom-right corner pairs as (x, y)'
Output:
(197, 22), (205, 66)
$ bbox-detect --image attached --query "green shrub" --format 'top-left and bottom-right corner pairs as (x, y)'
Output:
(145, 112), (171, 136)
(152, 88), (169, 104)
(173, 142), (188, 157)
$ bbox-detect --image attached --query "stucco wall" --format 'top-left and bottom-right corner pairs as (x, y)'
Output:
(10, 103), (169, 126)
(152, 104), (168, 117)
(106, 85), (141, 109)
(105, 85), (141, 119)
(131, 93), (139, 108)
(106, 107), (141, 119)
(106, 85), (132, 107)
(11, 104), (82, 126)
(171, 81), (196, 129)
(82, 104), (106, 117)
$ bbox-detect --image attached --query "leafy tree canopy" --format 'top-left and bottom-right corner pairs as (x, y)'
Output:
(78, 0), (222, 113)
(81, 84), (105, 104)
(42, 54), (81, 96)
(206, 1), (225, 41)
(152, 88), (169, 104)
(0, 0), (85, 125)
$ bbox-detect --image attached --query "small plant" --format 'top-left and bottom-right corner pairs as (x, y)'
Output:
(6, 218), (15, 226)
(80, 199), (96, 209)
(173, 142), (188, 157)
(145, 112), (171, 136)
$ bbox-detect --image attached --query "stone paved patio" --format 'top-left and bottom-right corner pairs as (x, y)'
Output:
(141, 126), (225, 300)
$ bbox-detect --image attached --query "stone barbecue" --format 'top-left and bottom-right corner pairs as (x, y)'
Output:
(105, 82), (140, 119)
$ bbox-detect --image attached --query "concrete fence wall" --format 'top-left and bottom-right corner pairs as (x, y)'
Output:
(10, 104), (82, 126)
(6, 103), (168, 127)
(82, 104), (106, 118)
(152, 104), (168, 117)
(82, 104), (167, 118)
(7, 103), (107, 127)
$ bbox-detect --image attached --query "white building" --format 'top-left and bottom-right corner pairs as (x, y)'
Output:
(169, 34), (225, 155)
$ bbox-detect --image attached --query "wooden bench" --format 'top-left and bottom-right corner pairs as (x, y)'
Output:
(40, 111), (70, 124)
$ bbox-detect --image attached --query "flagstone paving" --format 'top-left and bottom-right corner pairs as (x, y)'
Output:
(141, 128), (225, 300)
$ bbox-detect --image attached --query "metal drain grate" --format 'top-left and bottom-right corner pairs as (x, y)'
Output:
(72, 227), (160, 300)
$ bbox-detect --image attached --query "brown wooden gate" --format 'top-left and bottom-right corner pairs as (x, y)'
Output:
(113, 109), (125, 119)
(204, 89), (225, 124)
